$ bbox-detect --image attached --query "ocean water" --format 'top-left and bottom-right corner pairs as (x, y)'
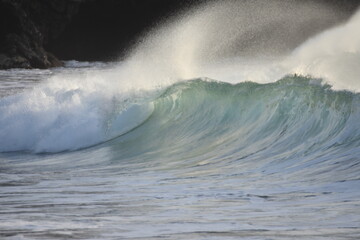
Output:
(1, 1), (360, 239)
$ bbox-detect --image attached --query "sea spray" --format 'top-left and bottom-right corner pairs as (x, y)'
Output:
(287, 9), (360, 91)
(126, 0), (349, 83)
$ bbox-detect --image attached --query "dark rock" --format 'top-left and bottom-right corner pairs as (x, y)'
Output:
(0, 0), (81, 69)
(0, 53), (30, 69)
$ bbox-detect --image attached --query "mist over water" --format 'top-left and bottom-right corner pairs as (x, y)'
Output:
(126, 0), (360, 90)
(0, 1), (360, 239)
(288, 8), (360, 90)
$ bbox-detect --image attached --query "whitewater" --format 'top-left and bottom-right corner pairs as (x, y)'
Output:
(1, 1), (360, 239)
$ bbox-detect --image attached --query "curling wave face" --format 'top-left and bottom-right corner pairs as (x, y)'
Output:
(109, 77), (360, 175)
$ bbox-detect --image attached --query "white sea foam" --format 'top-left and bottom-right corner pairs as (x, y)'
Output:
(0, 68), (154, 153)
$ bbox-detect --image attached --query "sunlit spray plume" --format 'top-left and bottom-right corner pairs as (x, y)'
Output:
(287, 9), (360, 91)
(123, 0), (348, 85)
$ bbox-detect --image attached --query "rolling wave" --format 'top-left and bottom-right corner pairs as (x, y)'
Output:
(1, 75), (359, 158)
(111, 76), (360, 173)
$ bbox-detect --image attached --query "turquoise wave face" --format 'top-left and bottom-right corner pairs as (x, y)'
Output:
(101, 76), (360, 179)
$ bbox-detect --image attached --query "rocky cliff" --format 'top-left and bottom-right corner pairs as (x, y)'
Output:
(0, 0), (81, 69)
